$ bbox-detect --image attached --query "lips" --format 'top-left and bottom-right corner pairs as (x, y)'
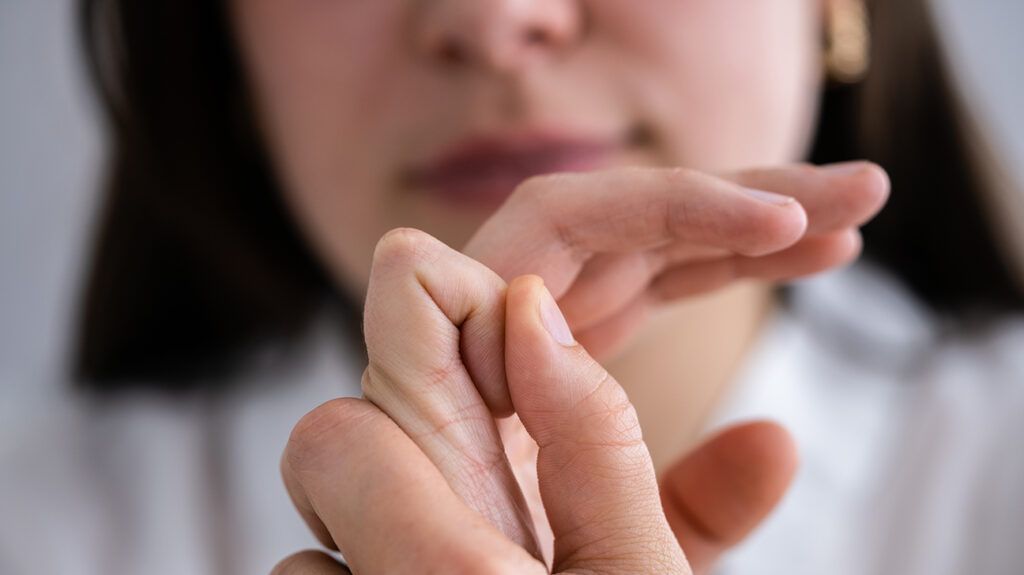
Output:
(404, 131), (620, 208)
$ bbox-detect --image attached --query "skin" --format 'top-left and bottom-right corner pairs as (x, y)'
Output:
(227, 0), (891, 572)
(232, 0), (823, 290)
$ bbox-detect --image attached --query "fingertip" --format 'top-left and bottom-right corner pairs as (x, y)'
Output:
(825, 228), (865, 270)
(738, 195), (809, 257)
(722, 419), (800, 498)
(504, 274), (609, 433)
(818, 228), (864, 273)
(860, 161), (892, 215)
(845, 228), (864, 262)
(843, 161), (892, 218)
(828, 161), (891, 225)
(711, 420), (800, 482)
(782, 199), (810, 246)
(659, 420), (799, 573)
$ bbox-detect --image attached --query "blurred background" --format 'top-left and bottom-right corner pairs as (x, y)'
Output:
(2, 0), (1024, 397)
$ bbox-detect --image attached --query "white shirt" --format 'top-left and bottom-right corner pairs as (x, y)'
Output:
(2, 263), (1023, 575)
(713, 264), (1024, 575)
(0, 321), (363, 575)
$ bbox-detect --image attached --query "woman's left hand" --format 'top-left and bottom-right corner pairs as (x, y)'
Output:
(464, 162), (889, 362)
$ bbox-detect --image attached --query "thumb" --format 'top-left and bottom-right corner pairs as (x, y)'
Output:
(504, 275), (689, 575)
(660, 421), (798, 574)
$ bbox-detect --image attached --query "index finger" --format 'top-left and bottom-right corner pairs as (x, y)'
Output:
(463, 162), (887, 297)
(464, 166), (808, 296)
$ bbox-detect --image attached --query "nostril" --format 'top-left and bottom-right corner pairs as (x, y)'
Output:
(523, 27), (550, 46)
(436, 38), (468, 65)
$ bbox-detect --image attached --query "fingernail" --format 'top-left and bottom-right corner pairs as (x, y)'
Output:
(538, 285), (576, 347)
(821, 161), (867, 176)
(743, 188), (796, 206)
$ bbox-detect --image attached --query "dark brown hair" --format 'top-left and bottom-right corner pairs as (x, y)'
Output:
(74, 0), (1023, 392)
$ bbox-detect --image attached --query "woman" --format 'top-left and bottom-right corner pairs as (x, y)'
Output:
(4, 0), (1021, 573)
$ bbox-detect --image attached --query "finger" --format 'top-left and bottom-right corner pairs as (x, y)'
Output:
(361, 228), (538, 554)
(651, 230), (862, 301)
(366, 227), (510, 414)
(504, 276), (690, 574)
(556, 251), (652, 329)
(271, 550), (351, 575)
(282, 398), (545, 574)
(573, 289), (653, 360)
(564, 230), (859, 346)
(466, 167), (809, 296)
(660, 421), (798, 574)
(544, 163), (886, 333)
(725, 161), (890, 235)
(466, 162), (888, 298)
(558, 227), (846, 334)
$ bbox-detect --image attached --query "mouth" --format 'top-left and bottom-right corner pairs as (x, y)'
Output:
(402, 128), (625, 209)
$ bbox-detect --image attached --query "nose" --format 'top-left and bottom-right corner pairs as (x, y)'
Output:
(416, 0), (583, 72)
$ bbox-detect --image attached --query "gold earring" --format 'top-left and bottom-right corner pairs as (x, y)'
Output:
(825, 0), (871, 83)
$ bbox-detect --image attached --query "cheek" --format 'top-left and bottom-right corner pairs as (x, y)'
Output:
(232, 0), (420, 292)
(600, 0), (823, 171)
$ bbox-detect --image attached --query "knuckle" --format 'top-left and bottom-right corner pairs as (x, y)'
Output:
(372, 227), (442, 271)
(286, 398), (376, 472)
(585, 388), (646, 450)
(361, 348), (463, 405)
(419, 350), (465, 391)
(513, 172), (564, 203)
(513, 172), (577, 222)
(662, 165), (701, 187)
(590, 390), (645, 447)
(514, 173), (590, 256)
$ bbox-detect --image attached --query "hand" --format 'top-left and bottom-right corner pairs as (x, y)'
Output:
(273, 272), (744, 573)
(465, 162), (889, 375)
(273, 229), (797, 574)
(272, 162), (885, 572)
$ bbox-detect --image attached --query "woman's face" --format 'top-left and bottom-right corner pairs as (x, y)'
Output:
(231, 0), (825, 293)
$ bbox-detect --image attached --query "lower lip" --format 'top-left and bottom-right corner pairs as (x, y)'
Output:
(412, 148), (615, 209)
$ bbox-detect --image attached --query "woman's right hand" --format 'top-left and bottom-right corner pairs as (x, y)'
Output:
(464, 162), (889, 379)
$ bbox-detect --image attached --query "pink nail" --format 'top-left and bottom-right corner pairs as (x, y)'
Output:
(539, 286), (576, 347)
(743, 187), (796, 206)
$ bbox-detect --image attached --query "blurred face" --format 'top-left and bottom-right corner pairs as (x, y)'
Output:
(231, 0), (825, 293)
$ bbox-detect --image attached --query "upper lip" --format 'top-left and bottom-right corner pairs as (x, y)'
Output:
(404, 128), (621, 191)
